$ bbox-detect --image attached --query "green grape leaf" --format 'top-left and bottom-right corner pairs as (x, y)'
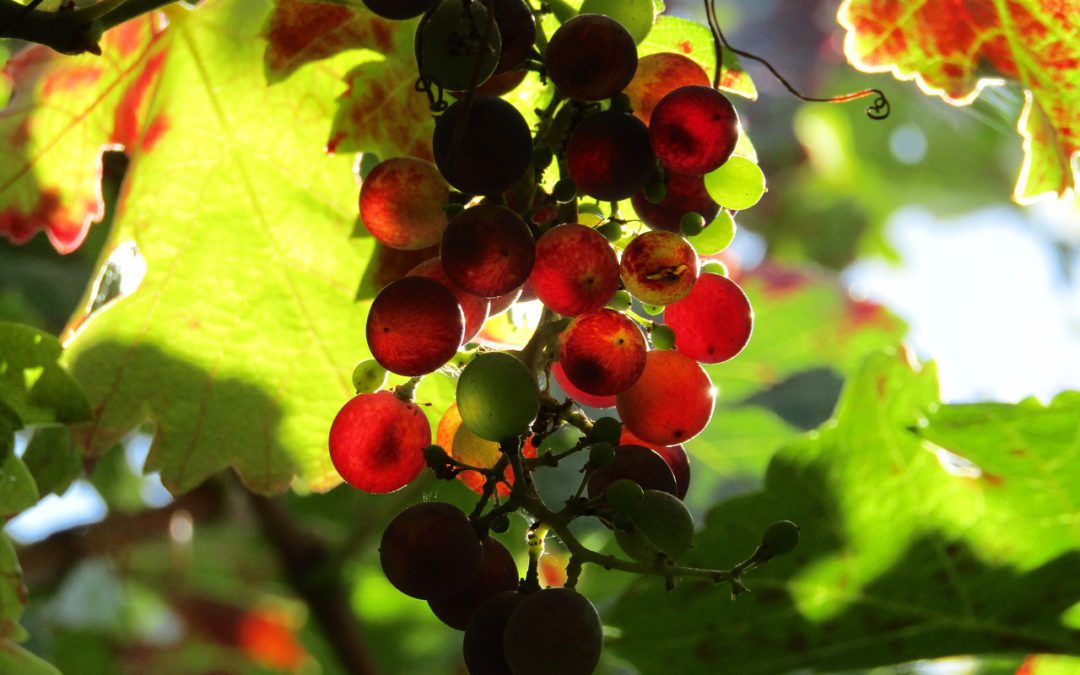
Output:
(0, 452), (38, 519)
(0, 19), (170, 252)
(0, 533), (27, 642)
(61, 0), (372, 495)
(261, 0), (407, 83)
(687, 209), (735, 255)
(705, 156), (766, 211)
(0, 322), (90, 427)
(21, 427), (82, 498)
(611, 351), (1080, 673)
(639, 15), (756, 101)
(839, 0), (1079, 204)
(0, 640), (60, 675)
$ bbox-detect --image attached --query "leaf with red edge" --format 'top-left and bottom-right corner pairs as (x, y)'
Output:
(839, 0), (1079, 203)
(261, 0), (406, 83)
(0, 19), (170, 253)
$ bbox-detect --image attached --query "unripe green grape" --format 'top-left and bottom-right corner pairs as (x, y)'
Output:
(490, 513), (511, 534)
(755, 520), (800, 561)
(588, 441), (615, 468)
(352, 359), (388, 393)
(606, 289), (632, 312)
(604, 478), (644, 515)
(589, 416), (622, 445)
(417, 0), (502, 91)
(597, 219), (623, 242)
(644, 178), (667, 204)
(423, 443), (450, 467)
(609, 91), (632, 114)
(617, 489), (694, 560)
(640, 302), (663, 316)
(553, 178), (578, 203)
(679, 211), (706, 236)
(701, 260), (728, 276)
(579, 0), (656, 44)
(532, 146), (554, 170)
(457, 352), (540, 441)
(650, 324), (675, 350)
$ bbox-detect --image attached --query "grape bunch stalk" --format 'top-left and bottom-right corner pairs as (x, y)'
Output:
(330, 1), (805, 672)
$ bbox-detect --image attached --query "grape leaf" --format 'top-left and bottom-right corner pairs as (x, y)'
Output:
(61, 0), (372, 495)
(0, 322), (90, 426)
(640, 15), (757, 101)
(610, 351), (1080, 673)
(0, 532), (27, 642)
(0, 640), (60, 675)
(838, 0), (1079, 203)
(0, 19), (171, 252)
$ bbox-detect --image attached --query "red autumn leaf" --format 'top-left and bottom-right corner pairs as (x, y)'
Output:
(839, 0), (1079, 204)
(0, 18), (170, 253)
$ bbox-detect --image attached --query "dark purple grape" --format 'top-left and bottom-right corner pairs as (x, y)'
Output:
(361, 0), (437, 20)
(587, 444), (678, 499)
(650, 85), (740, 176)
(493, 0), (536, 73)
(620, 428), (691, 500)
(429, 537), (519, 630)
(546, 14), (637, 101)
(502, 588), (603, 675)
(463, 591), (523, 675)
(441, 204), (535, 297)
(366, 276), (464, 376)
(566, 111), (655, 201)
(433, 96), (532, 196)
(630, 172), (720, 233)
(380, 502), (483, 600)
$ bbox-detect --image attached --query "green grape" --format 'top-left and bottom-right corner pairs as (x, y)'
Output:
(597, 219), (623, 242)
(422, 443), (450, 467)
(755, 520), (800, 561)
(489, 513), (511, 533)
(589, 416), (623, 445)
(616, 489), (694, 560)
(532, 145), (554, 170)
(417, 0), (502, 91)
(604, 478), (644, 514)
(579, 0), (657, 43)
(679, 211), (705, 236)
(688, 210), (736, 256)
(700, 260), (728, 276)
(540, 425), (585, 454)
(352, 358), (388, 393)
(650, 324), (675, 350)
(589, 441), (615, 468)
(457, 352), (540, 441)
(643, 177), (667, 204)
(609, 91), (632, 113)
(704, 155), (767, 211)
(607, 289), (632, 311)
(553, 177), (578, 203)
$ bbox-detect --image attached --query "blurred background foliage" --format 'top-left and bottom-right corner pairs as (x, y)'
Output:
(1, 0), (1078, 673)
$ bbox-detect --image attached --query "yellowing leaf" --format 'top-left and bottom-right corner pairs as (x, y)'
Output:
(839, 0), (1079, 203)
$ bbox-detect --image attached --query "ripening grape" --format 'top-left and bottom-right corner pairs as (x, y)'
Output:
(457, 352), (540, 442)
(441, 204), (536, 298)
(623, 52), (710, 123)
(450, 69), (527, 98)
(545, 14), (637, 101)
(587, 444), (678, 499)
(650, 85), (740, 175)
(463, 591), (523, 675)
(492, 0), (536, 73)
(616, 350), (715, 445)
(619, 230), (700, 306)
(487, 285), (523, 317)
(436, 403), (537, 496)
(369, 244), (438, 291)
(359, 158), (449, 250)
(620, 427), (690, 500)
(379, 502), (483, 600)
(329, 391), (429, 493)
(366, 276), (464, 375)
(665, 272), (753, 363)
(552, 361), (615, 409)
(502, 588), (603, 675)
(429, 537), (519, 630)
(630, 172), (719, 234)
(566, 111), (655, 201)
(558, 309), (647, 395)
(408, 257), (490, 344)
(614, 489), (694, 561)
(361, 0), (436, 20)
(433, 96), (532, 196)
(531, 224), (619, 316)
(416, 0), (502, 91)
(351, 358), (388, 394)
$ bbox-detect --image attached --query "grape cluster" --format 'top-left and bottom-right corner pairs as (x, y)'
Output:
(331, 2), (795, 672)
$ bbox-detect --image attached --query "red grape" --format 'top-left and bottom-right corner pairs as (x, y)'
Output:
(450, 69), (528, 99)
(359, 158), (449, 250)
(366, 276), (464, 375)
(650, 85), (740, 175)
(587, 444), (677, 499)
(545, 14), (637, 101)
(492, 0), (536, 73)
(441, 204), (536, 297)
(630, 172), (719, 233)
(566, 111), (655, 201)
(433, 96), (532, 196)
(429, 537), (519, 630)
(463, 591), (523, 675)
(552, 362), (615, 409)
(361, 0), (436, 20)
(408, 257), (490, 344)
(329, 391), (430, 493)
(558, 309), (646, 395)
(619, 230), (699, 306)
(665, 272), (753, 363)
(380, 502), (483, 600)
(624, 52), (710, 124)
(619, 428), (690, 500)
(530, 224), (619, 316)
(502, 588), (603, 675)
(616, 349), (715, 445)
(487, 285), (523, 316)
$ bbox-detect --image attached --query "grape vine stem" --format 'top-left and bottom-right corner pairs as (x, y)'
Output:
(0, 0), (178, 55)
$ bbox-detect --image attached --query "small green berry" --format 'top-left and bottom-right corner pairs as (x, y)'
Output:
(532, 145), (554, 170)
(679, 212), (705, 236)
(589, 416), (622, 445)
(609, 92), (631, 114)
(597, 219), (623, 242)
(489, 513), (511, 534)
(606, 290), (632, 312)
(644, 179), (667, 204)
(352, 359), (388, 394)
(755, 520), (801, 561)
(605, 479), (644, 515)
(700, 260), (728, 276)
(650, 324), (675, 350)
(588, 441), (615, 468)
(553, 178), (577, 203)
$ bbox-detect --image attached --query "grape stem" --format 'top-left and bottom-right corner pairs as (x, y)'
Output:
(0, 0), (176, 54)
